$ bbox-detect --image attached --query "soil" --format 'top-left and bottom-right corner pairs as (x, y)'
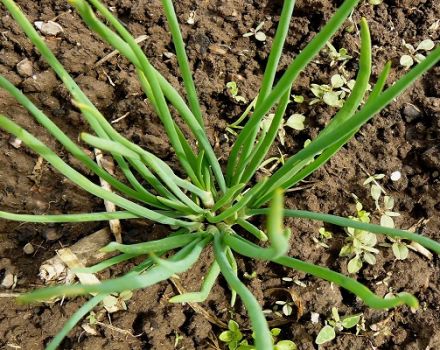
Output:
(0, 0), (439, 349)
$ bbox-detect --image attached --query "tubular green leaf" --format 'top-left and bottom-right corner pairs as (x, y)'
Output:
(101, 234), (199, 255)
(161, 0), (203, 126)
(214, 234), (272, 349)
(237, 89), (291, 185)
(69, 0), (225, 192)
(248, 208), (440, 254)
(232, 0), (296, 183)
(236, 218), (268, 241)
(0, 210), (138, 223)
(169, 260), (220, 303)
(212, 183), (246, 212)
(46, 294), (106, 350)
(18, 237), (209, 302)
(227, 235), (418, 309)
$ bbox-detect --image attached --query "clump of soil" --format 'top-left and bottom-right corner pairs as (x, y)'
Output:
(0, 0), (439, 349)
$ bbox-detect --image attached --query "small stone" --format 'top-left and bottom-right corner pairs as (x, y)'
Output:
(16, 58), (33, 77)
(8, 136), (22, 149)
(23, 243), (35, 255)
(43, 228), (62, 241)
(163, 51), (175, 59)
(1, 272), (16, 289)
(311, 312), (320, 323)
(390, 171), (402, 181)
(34, 21), (63, 36)
(402, 104), (421, 122)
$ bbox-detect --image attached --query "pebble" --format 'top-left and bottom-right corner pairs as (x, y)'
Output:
(16, 58), (33, 77)
(8, 136), (22, 149)
(23, 243), (35, 255)
(310, 312), (320, 323)
(390, 171), (402, 181)
(43, 228), (62, 241)
(1, 272), (16, 289)
(34, 21), (63, 36)
(402, 104), (421, 122)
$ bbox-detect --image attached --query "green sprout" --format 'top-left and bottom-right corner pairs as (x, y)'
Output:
(291, 94), (305, 103)
(325, 42), (352, 67)
(363, 174), (409, 260)
(243, 21), (267, 42)
(400, 38), (435, 69)
(312, 227), (333, 248)
(219, 320), (244, 350)
(309, 74), (356, 108)
(227, 81), (247, 103)
(220, 323), (297, 350)
(339, 201), (379, 274)
(315, 307), (363, 345)
(260, 112), (306, 146)
(0, 0), (439, 349)
(274, 300), (295, 317)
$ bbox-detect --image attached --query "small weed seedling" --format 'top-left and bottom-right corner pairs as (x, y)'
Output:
(363, 174), (409, 260)
(290, 94), (305, 104)
(226, 81), (247, 103)
(260, 113), (306, 146)
(243, 22), (267, 42)
(0, 0), (439, 349)
(325, 42), (352, 68)
(309, 74), (356, 108)
(340, 200), (379, 273)
(312, 227), (333, 248)
(315, 307), (363, 345)
(220, 322), (297, 350)
(219, 320), (244, 350)
(257, 148), (286, 175)
(400, 39), (435, 69)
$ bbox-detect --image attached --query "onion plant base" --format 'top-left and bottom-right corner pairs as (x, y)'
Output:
(0, 0), (439, 349)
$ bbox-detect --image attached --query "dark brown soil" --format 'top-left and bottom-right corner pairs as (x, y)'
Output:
(0, 0), (439, 349)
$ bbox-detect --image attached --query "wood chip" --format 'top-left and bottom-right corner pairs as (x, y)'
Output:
(94, 149), (122, 243)
(39, 227), (113, 283)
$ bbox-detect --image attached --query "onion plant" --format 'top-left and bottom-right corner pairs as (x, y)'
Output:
(0, 0), (439, 349)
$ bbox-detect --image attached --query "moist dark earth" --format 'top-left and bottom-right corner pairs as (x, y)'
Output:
(0, 0), (439, 349)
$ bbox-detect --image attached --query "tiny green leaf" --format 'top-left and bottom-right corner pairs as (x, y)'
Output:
(315, 325), (336, 345)
(400, 55), (414, 68)
(323, 91), (341, 107)
(416, 39), (434, 51)
(380, 214), (395, 228)
(271, 328), (281, 337)
(331, 74), (345, 88)
(331, 307), (340, 322)
(285, 114), (305, 131)
(275, 340), (297, 350)
(219, 330), (233, 342)
(341, 314), (362, 329)
(392, 242), (409, 260)
(363, 252), (376, 265)
(255, 31), (267, 42)
(229, 320), (240, 332)
(370, 184), (382, 201)
(347, 256), (363, 273)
